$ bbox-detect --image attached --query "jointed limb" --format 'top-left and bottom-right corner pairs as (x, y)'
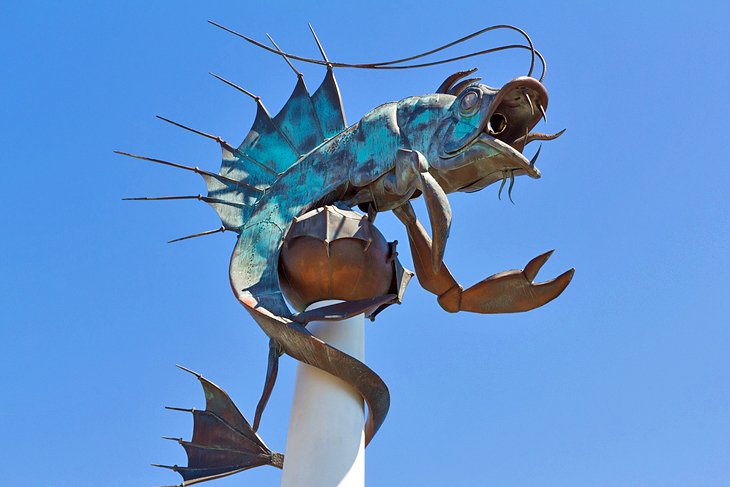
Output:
(393, 201), (574, 314)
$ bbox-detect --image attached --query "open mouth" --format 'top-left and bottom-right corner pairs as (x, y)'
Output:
(481, 76), (564, 178)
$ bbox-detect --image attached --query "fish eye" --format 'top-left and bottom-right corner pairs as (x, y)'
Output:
(460, 91), (480, 114)
(488, 113), (507, 135)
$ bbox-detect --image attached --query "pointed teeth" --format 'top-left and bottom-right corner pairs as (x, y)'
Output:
(529, 144), (542, 168)
(538, 104), (547, 123)
(524, 92), (534, 116)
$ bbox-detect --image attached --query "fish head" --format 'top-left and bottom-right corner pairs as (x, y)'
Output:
(431, 76), (562, 193)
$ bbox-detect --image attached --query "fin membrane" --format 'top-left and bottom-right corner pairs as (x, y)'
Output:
(158, 367), (283, 486)
(205, 70), (348, 232)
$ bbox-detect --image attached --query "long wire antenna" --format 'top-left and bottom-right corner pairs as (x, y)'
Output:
(209, 21), (546, 80)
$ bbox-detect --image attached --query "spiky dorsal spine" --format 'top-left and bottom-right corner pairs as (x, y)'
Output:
(204, 71), (348, 232)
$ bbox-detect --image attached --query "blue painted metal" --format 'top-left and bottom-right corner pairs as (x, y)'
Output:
(122, 23), (576, 486)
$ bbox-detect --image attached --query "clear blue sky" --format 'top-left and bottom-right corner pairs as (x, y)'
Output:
(1, 1), (729, 486)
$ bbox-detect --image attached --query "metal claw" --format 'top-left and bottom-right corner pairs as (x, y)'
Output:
(538, 103), (547, 123)
(524, 249), (555, 281)
(530, 267), (575, 304)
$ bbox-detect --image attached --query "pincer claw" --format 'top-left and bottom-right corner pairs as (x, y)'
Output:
(530, 266), (575, 306)
(523, 250), (574, 306)
(456, 250), (574, 314)
(524, 249), (555, 281)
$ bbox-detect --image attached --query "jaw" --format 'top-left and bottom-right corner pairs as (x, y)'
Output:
(434, 76), (560, 194)
(434, 133), (541, 193)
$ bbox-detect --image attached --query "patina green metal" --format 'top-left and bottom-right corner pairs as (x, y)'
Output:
(121, 22), (575, 486)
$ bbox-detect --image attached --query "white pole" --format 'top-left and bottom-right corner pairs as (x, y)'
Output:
(280, 300), (365, 487)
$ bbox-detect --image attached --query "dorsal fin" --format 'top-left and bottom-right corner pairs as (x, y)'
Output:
(201, 170), (259, 230)
(273, 77), (325, 154)
(239, 102), (300, 174)
(211, 66), (349, 232)
(219, 143), (277, 188)
(311, 68), (347, 139)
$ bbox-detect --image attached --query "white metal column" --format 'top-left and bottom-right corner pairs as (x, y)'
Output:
(280, 300), (365, 487)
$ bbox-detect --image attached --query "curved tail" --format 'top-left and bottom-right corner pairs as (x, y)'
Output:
(238, 291), (390, 445)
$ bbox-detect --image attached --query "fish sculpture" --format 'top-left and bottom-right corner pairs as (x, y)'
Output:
(119, 22), (574, 485)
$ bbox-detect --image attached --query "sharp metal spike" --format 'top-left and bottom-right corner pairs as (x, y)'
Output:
(153, 116), (278, 177)
(165, 406), (194, 413)
(156, 115), (222, 142)
(266, 34), (302, 77)
(529, 144), (543, 168)
(209, 72), (259, 102)
(155, 115), (253, 158)
(308, 22), (330, 64)
(209, 20), (328, 67)
(538, 103), (547, 123)
(175, 364), (202, 377)
(168, 226), (229, 244)
(508, 171), (516, 204)
(498, 171), (507, 200)
(114, 151), (193, 172)
(161, 436), (184, 443)
(150, 464), (178, 471)
(207, 20), (546, 75)
(122, 195), (201, 201)
(524, 92), (535, 116)
(114, 151), (265, 193)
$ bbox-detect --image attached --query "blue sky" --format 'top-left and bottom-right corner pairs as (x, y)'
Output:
(1, 1), (729, 486)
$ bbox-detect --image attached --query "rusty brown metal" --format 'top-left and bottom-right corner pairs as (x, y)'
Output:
(393, 201), (574, 314)
(122, 21), (577, 487)
(279, 205), (408, 313)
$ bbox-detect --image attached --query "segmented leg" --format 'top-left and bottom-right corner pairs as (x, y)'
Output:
(393, 201), (574, 314)
(379, 149), (452, 271)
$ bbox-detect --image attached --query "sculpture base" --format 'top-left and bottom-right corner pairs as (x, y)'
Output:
(280, 300), (365, 487)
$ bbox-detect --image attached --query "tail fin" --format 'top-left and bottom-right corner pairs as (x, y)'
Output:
(156, 366), (283, 486)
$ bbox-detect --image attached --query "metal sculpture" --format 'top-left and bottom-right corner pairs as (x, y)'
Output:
(278, 205), (412, 316)
(119, 21), (574, 485)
